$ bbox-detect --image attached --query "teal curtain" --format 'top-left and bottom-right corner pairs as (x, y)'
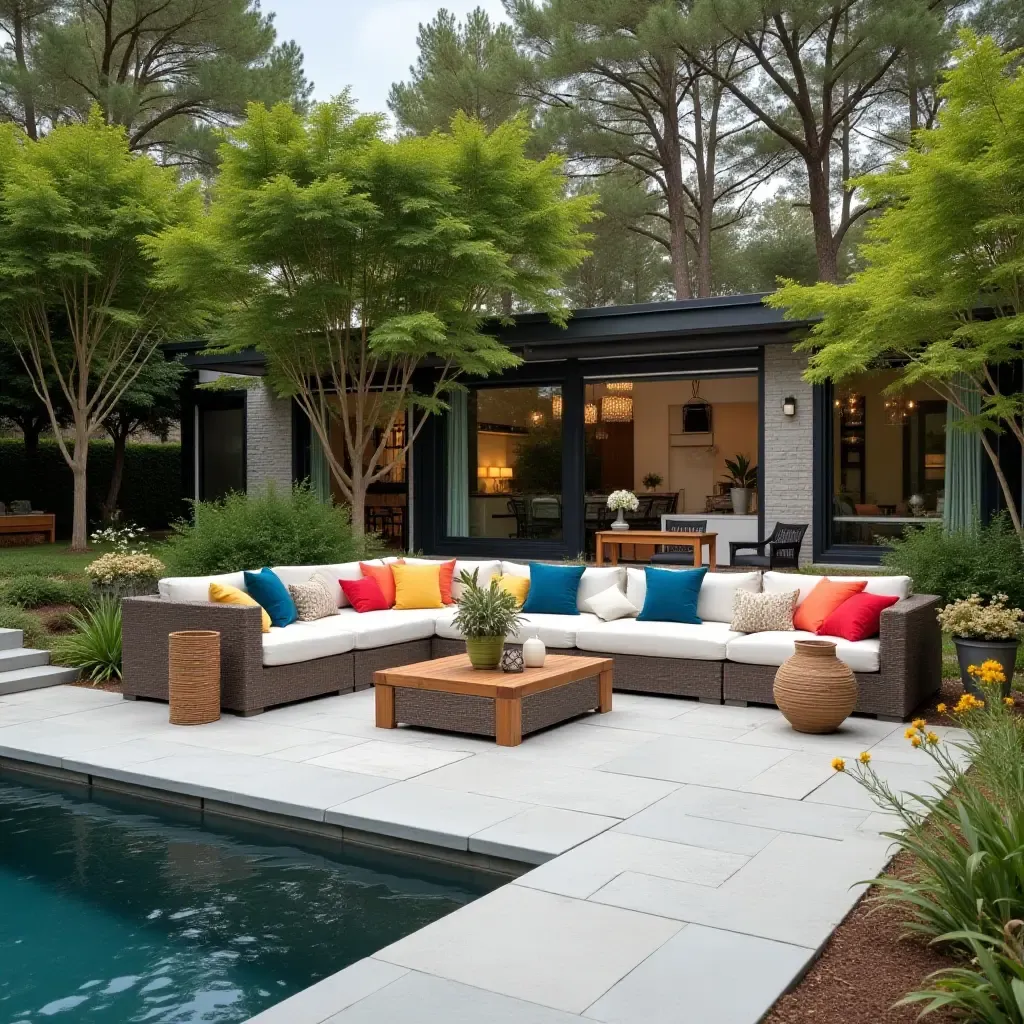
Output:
(446, 391), (469, 536)
(943, 375), (982, 532)
(310, 427), (331, 504)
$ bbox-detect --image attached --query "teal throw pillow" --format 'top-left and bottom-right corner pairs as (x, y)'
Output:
(637, 566), (707, 624)
(521, 562), (585, 616)
(243, 567), (298, 627)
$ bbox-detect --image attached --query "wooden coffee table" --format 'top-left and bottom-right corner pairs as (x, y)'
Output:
(374, 653), (613, 746)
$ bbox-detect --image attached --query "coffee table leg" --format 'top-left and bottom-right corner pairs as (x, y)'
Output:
(598, 668), (613, 713)
(375, 684), (396, 729)
(495, 697), (523, 746)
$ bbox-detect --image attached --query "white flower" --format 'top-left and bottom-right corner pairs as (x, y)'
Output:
(606, 490), (640, 512)
(86, 552), (165, 585)
(937, 593), (1023, 640)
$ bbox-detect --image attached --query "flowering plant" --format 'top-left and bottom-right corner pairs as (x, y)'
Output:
(90, 521), (147, 554)
(606, 489), (639, 512)
(937, 593), (1024, 640)
(86, 552), (165, 586)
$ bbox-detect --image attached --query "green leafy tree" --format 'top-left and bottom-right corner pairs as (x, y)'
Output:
(389, 7), (529, 134)
(151, 98), (595, 536)
(0, 335), (68, 453)
(768, 35), (1024, 530)
(0, 113), (210, 549)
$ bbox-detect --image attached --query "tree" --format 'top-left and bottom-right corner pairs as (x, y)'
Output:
(0, 335), (68, 452)
(509, 0), (789, 299)
(100, 356), (186, 522)
(389, 7), (529, 134)
(0, 0), (310, 172)
(151, 99), (595, 536)
(768, 35), (1024, 530)
(0, 113), (210, 549)
(688, 0), (954, 282)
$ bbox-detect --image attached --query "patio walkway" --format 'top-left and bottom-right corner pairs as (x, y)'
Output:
(0, 685), (964, 1024)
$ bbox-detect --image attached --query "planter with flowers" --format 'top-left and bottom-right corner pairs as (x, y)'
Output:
(937, 593), (1023, 698)
(452, 570), (523, 669)
(607, 489), (639, 531)
(86, 522), (164, 599)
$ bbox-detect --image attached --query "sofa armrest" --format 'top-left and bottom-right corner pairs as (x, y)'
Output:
(122, 596), (264, 709)
(876, 593), (942, 718)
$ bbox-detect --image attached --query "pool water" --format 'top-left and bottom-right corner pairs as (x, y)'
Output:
(0, 773), (498, 1023)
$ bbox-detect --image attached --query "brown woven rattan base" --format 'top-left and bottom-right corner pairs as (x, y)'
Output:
(168, 630), (220, 726)
(353, 640), (433, 691)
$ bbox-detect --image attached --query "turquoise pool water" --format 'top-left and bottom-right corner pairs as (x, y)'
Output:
(0, 773), (497, 1023)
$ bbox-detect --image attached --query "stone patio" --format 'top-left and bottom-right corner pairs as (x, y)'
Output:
(0, 685), (965, 1024)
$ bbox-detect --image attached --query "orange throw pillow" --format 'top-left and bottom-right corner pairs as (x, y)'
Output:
(793, 578), (867, 633)
(438, 559), (456, 606)
(359, 560), (404, 608)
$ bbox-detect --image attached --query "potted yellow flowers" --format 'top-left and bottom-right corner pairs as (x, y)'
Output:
(937, 594), (1022, 698)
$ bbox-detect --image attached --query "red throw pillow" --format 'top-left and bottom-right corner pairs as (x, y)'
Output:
(340, 576), (388, 613)
(793, 578), (867, 633)
(438, 559), (457, 606)
(818, 592), (899, 641)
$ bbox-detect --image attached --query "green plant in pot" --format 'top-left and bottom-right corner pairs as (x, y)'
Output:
(723, 454), (757, 515)
(938, 593), (1023, 698)
(452, 570), (523, 670)
(642, 472), (663, 492)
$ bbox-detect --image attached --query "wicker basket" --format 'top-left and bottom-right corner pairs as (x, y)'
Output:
(168, 630), (221, 726)
(773, 639), (857, 734)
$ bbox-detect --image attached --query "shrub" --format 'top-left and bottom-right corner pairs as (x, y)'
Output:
(0, 604), (46, 647)
(162, 485), (377, 576)
(0, 575), (92, 610)
(52, 597), (122, 684)
(882, 515), (1024, 608)
(86, 553), (166, 587)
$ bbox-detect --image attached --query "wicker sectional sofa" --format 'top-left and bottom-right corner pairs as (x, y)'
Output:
(121, 559), (940, 720)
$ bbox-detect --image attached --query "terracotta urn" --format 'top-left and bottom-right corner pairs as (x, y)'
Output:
(773, 640), (857, 734)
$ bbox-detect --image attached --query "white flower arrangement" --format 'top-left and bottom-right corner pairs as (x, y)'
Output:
(606, 489), (639, 512)
(90, 521), (147, 554)
(937, 593), (1024, 640)
(86, 552), (166, 586)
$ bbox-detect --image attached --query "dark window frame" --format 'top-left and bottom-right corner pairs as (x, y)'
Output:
(196, 389), (246, 502)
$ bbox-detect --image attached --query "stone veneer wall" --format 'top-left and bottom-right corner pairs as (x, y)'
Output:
(762, 343), (815, 565)
(246, 385), (293, 494)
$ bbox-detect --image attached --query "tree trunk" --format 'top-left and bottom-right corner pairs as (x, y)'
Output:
(12, 4), (37, 141)
(70, 431), (89, 552)
(980, 431), (1022, 533)
(102, 429), (128, 524)
(806, 157), (838, 283)
(348, 483), (366, 540)
(21, 422), (40, 458)
(663, 84), (692, 300)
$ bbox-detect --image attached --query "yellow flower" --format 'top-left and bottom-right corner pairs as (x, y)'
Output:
(936, 703), (947, 715)
(912, 718), (927, 731)
(831, 757), (846, 772)
(967, 664), (979, 676)
(1005, 697), (1015, 707)
(904, 727), (918, 739)
(858, 751), (872, 764)
(910, 735), (922, 748)
(926, 732), (939, 745)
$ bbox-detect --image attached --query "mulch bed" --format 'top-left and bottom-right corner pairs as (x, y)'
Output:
(765, 849), (959, 1024)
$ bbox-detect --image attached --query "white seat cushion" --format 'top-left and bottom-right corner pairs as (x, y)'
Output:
(763, 571), (911, 604)
(625, 568), (761, 623)
(262, 617), (357, 667)
(501, 562), (626, 612)
(726, 630), (881, 673)
(576, 619), (744, 661)
(434, 608), (598, 649)
(159, 571), (248, 603)
(335, 608), (439, 650)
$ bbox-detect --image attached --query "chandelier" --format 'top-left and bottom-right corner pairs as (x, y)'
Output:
(601, 395), (633, 422)
(605, 381), (633, 393)
(551, 394), (562, 419)
(584, 402), (598, 425)
(885, 396), (916, 425)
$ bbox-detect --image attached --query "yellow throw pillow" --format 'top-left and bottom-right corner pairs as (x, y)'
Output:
(209, 581), (271, 633)
(392, 562), (444, 610)
(496, 574), (530, 607)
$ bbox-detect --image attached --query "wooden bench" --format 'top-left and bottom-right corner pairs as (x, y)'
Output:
(0, 514), (56, 544)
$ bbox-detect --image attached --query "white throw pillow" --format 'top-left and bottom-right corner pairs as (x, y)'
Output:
(585, 587), (639, 622)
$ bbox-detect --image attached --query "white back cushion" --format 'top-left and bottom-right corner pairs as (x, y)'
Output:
(501, 562), (625, 612)
(451, 559), (501, 600)
(626, 568), (761, 623)
(763, 571), (911, 604)
(271, 563), (364, 608)
(159, 571), (247, 603)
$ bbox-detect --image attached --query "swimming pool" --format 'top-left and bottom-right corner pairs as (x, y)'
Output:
(0, 771), (498, 1023)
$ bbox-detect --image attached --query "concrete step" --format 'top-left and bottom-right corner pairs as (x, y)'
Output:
(0, 647), (51, 672)
(0, 665), (80, 695)
(0, 628), (24, 651)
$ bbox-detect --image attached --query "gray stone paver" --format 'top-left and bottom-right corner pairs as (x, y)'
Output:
(0, 685), (964, 1024)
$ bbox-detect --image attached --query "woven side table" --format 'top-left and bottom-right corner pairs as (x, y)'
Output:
(168, 630), (221, 726)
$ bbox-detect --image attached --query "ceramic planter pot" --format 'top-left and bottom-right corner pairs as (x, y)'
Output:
(953, 636), (1019, 699)
(610, 507), (630, 530)
(774, 640), (857, 734)
(730, 487), (752, 515)
(466, 635), (504, 670)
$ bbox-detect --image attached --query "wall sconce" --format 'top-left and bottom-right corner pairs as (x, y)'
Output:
(529, 410), (544, 427)
(782, 396), (797, 417)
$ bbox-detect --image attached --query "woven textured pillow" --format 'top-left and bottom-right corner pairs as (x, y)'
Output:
(287, 575), (338, 621)
(730, 589), (798, 633)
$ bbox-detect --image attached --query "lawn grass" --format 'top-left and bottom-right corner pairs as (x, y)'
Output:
(0, 544), (101, 580)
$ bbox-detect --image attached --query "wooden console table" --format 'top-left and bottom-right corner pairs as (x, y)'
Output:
(0, 513), (55, 544)
(596, 529), (717, 570)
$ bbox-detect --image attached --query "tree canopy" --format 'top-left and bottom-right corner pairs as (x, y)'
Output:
(768, 34), (1024, 529)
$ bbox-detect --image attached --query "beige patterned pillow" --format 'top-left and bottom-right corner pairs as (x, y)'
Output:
(731, 589), (798, 633)
(287, 575), (338, 622)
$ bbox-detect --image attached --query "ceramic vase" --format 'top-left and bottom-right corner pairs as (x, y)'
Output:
(523, 635), (546, 667)
(610, 507), (630, 531)
(773, 640), (857, 734)
(466, 636), (504, 670)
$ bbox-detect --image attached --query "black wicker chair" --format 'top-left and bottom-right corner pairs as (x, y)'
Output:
(730, 522), (808, 569)
(650, 519), (708, 566)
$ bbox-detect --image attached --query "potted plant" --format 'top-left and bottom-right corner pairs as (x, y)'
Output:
(606, 489), (639, 530)
(722, 454), (757, 515)
(938, 593), (1023, 698)
(642, 472), (663, 493)
(452, 570), (523, 669)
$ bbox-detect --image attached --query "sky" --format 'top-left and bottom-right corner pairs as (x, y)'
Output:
(266, 0), (509, 120)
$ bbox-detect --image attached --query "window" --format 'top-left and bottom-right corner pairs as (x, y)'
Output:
(199, 404), (244, 500)
(447, 385), (563, 540)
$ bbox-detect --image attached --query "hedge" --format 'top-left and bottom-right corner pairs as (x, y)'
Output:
(0, 438), (183, 536)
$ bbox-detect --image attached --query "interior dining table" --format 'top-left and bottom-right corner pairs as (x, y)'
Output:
(595, 530), (718, 570)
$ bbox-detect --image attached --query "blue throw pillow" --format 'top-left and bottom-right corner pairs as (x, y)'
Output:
(521, 562), (585, 616)
(637, 566), (707, 624)
(243, 567), (298, 627)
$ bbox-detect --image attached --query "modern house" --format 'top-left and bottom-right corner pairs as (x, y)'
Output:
(171, 293), (1022, 567)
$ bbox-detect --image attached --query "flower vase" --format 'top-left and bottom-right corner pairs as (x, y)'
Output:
(773, 640), (857, 734)
(611, 508), (629, 531)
